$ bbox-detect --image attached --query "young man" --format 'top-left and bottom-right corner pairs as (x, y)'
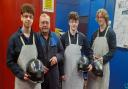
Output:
(60, 11), (93, 89)
(7, 3), (41, 89)
(37, 13), (64, 89)
(87, 8), (116, 89)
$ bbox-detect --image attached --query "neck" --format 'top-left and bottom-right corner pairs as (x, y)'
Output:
(22, 26), (31, 37)
(70, 29), (77, 36)
(99, 24), (107, 32)
(41, 32), (49, 40)
(22, 26), (31, 34)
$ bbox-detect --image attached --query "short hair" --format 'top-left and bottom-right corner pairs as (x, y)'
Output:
(68, 11), (79, 20)
(96, 8), (109, 25)
(40, 13), (50, 21)
(21, 3), (35, 15)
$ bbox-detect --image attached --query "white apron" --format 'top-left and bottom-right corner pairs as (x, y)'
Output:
(87, 27), (110, 89)
(15, 35), (41, 89)
(62, 32), (84, 89)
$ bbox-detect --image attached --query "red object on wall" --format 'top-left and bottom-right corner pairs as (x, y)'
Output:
(0, 0), (56, 89)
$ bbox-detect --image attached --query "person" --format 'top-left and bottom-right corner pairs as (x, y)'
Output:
(87, 8), (116, 89)
(60, 11), (93, 89)
(37, 13), (64, 89)
(7, 3), (41, 89)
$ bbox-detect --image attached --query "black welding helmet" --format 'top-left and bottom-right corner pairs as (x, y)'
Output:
(92, 60), (103, 77)
(26, 58), (44, 83)
(77, 55), (90, 72)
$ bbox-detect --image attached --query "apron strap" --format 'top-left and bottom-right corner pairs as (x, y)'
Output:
(97, 26), (110, 37)
(20, 35), (35, 45)
(76, 33), (78, 45)
(97, 29), (100, 37)
(20, 36), (25, 45)
(33, 35), (35, 44)
(68, 31), (79, 45)
(104, 26), (109, 37)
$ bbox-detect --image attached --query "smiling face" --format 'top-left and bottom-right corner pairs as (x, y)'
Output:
(20, 3), (34, 29)
(69, 19), (79, 32)
(21, 12), (34, 28)
(96, 9), (109, 27)
(39, 13), (50, 33)
(68, 11), (79, 33)
(97, 13), (106, 26)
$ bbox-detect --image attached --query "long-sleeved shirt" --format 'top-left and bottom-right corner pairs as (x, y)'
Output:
(7, 28), (40, 79)
(91, 27), (116, 64)
(37, 31), (64, 70)
(36, 31), (65, 82)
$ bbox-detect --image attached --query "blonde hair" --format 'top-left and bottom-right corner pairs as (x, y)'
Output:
(96, 8), (109, 25)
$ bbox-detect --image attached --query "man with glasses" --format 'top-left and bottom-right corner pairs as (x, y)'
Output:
(7, 3), (41, 89)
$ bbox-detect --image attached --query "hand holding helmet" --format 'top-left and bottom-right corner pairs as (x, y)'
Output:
(49, 56), (58, 66)
(26, 58), (44, 83)
(92, 56), (103, 77)
(24, 73), (30, 80)
(77, 55), (90, 72)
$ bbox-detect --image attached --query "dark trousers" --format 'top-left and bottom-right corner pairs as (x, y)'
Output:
(41, 66), (59, 89)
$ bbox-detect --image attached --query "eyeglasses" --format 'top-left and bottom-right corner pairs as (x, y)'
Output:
(22, 15), (34, 19)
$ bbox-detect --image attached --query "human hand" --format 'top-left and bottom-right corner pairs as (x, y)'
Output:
(97, 57), (103, 64)
(49, 56), (58, 66)
(43, 66), (49, 74)
(98, 57), (103, 61)
(87, 64), (93, 72)
(60, 75), (66, 81)
(93, 55), (101, 59)
(24, 73), (29, 80)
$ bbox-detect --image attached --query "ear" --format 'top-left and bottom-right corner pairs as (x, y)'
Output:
(21, 15), (23, 21)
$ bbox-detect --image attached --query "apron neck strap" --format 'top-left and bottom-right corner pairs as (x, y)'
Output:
(68, 31), (78, 45)
(97, 26), (109, 37)
(104, 26), (109, 37)
(20, 35), (35, 45)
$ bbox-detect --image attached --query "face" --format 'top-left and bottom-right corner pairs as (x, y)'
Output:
(39, 16), (50, 33)
(97, 13), (106, 26)
(69, 19), (79, 32)
(21, 12), (34, 28)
